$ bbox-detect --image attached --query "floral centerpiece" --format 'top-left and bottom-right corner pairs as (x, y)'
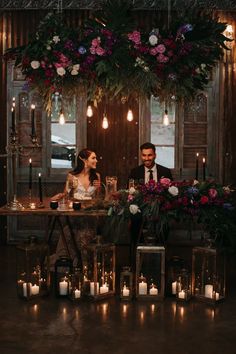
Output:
(108, 178), (236, 247)
(5, 0), (232, 112)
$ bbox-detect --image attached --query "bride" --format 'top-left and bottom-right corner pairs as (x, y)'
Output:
(52, 148), (101, 266)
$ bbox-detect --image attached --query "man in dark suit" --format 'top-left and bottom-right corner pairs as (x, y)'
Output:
(128, 142), (172, 271)
(129, 142), (172, 183)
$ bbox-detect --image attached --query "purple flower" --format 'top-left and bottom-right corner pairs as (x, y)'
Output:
(178, 23), (193, 35)
(223, 203), (234, 210)
(78, 46), (87, 55)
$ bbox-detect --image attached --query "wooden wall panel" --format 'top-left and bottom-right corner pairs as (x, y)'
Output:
(87, 97), (139, 188)
(184, 124), (207, 146)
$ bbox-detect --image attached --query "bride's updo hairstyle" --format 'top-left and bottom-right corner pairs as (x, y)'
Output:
(71, 148), (98, 184)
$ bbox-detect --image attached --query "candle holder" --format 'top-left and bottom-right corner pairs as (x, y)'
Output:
(120, 266), (133, 301)
(69, 267), (83, 302)
(16, 236), (50, 300)
(176, 269), (192, 302)
(83, 242), (115, 301)
(0, 127), (39, 210)
(136, 246), (165, 301)
(192, 246), (225, 305)
(54, 256), (73, 297)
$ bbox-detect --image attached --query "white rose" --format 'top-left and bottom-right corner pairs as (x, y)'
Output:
(168, 186), (179, 196)
(129, 204), (141, 215)
(56, 67), (66, 76)
(149, 34), (158, 46)
(46, 45), (52, 50)
(30, 60), (40, 69)
(73, 64), (80, 71)
(71, 69), (78, 75)
(53, 35), (60, 43)
(193, 179), (199, 186)
(129, 187), (136, 195)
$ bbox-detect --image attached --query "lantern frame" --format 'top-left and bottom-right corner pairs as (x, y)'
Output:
(84, 243), (115, 301)
(16, 237), (50, 300)
(54, 256), (73, 297)
(176, 268), (192, 302)
(192, 246), (225, 304)
(120, 266), (133, 301)
(136, 245), (165, 301)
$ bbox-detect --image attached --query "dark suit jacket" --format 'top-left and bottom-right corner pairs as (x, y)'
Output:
(129, 163), (172, 183)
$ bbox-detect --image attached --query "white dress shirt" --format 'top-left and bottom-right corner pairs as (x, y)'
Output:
(144, 165), (157, 183)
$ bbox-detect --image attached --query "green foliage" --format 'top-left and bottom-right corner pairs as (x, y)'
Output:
(4, 0), (232, 111)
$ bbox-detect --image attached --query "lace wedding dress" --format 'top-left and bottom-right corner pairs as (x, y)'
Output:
(53, 175), (98, 267)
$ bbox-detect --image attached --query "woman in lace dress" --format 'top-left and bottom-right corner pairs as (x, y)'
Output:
(53, 148), (101, 266)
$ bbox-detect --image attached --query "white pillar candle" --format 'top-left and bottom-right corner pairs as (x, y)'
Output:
(59, 280), (68, 295)
(100, 283), (109, 294)
(172, 281), (177, 294)
(178, 290), (185, 299)
(23, 282), (32, 297)
(215, 292), (220, 300)
(74, 289), (81, 299)
(31, 284), (39, 295)
(205, 284), (213, 298)
(139, 281), (147, 295)
(122, 285), (130, 297)
(90, 282), (99, 295)
(149, 286), (158, 296)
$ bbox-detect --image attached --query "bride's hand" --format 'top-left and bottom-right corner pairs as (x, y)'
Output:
(51, 193), (65, 201)
(93, 180), (101, 188)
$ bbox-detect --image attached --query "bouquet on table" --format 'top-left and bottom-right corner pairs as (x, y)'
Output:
(108, 178), (236, 247)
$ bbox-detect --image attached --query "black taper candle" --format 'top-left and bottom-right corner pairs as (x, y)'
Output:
(31, 104), (36, 136)
(203, 157), (206, 181)
(195, 153), (199, 180)
(11, 106), (16, 132)
(38, 173), (43, 202)
(29, 158), (32, 190)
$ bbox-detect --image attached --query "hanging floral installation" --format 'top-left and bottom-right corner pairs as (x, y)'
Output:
(5, 0), (232, 112)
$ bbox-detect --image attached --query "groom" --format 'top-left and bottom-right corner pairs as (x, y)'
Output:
(129, 142), (172, 183)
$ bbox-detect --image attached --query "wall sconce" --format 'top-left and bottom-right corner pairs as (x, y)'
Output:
(163, 109), (169, 126)
(102, 114), (109, 129)
(86, 105), (93, 117)
(127, 109), (134, 122)
(59, 109), (65, 125)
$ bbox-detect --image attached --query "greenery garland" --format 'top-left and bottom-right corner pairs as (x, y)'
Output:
(5, 0), (231, 112)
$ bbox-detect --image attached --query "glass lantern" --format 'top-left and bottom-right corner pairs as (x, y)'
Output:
(136, 246), (165, 301)
(54, 256), (73, 297)
(192, 246), (225, 304)
(16, 236), (50, 300)
(120, 266), (133, 301)
(166, 256), (186, 296)
(69, 267), (83, 301)
(84, 243), (115, 300)
(176, 268), (192, 302)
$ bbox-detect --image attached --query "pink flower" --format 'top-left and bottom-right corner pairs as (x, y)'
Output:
(156, 44), (166, 53)
(208, 188), (218, 199)
(128, 31), (141, 45)
(91, 37), (101, 47)
(90, 46), (96, 54)
(128, 194), (134, 202)
(96, 47), (106, 56)
(150, 47), (159, 56)
(200, 196), (209, 205)
(160, 178), (171, 188)
(157, 54), (169, 63)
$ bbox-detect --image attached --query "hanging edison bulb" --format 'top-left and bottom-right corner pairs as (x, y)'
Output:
(86, 105), (93, 117)
(127, 109), (134, 122)
(59, 109), (65, 125)
(102, 114), (109, 129)
(163, 109), (169, 126)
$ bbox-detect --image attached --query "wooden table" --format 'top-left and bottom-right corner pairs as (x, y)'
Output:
(0, 200), (107, 266)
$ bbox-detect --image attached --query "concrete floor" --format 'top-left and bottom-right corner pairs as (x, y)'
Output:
(1, 245), (236, 354)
